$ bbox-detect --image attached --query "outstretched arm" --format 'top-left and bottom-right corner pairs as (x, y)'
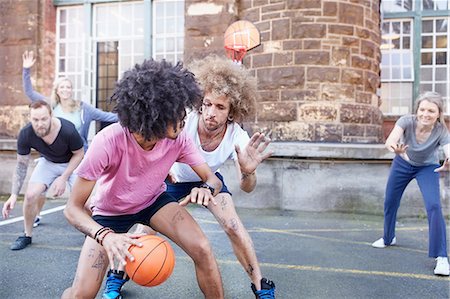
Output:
(385, 125), (409, 161)
(2, 154), (30, 218)
(235, 132), (272, 193)
(84, 103), (118, 123)
(22, 51), (47, 102)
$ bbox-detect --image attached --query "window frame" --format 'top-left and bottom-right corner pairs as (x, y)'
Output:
(381, 0), (450, 115)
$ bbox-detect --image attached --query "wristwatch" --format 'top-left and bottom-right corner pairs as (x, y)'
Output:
(199, 182), (215, 195)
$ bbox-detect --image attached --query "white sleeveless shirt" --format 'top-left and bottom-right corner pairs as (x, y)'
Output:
(171, 112), (250, 182)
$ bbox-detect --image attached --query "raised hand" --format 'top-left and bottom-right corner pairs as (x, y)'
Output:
(390, 143), (410, 161)
(236, 132), (273, 175)
(390, 143), (408, 155)
(22, 50), (36, 69)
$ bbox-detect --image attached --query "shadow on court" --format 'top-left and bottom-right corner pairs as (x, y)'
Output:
(0, 199), (449, 298)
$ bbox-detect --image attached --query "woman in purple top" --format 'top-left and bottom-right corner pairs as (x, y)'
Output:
(22, 50), (118, 151)
(372, 92), (450, 276)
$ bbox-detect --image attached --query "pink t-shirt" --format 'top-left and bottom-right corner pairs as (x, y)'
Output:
(76, 123), (205, 216)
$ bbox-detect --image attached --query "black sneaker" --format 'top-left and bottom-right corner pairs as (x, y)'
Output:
(102, 270), (129, 299)
(251, 278), (276, 299)
(10, 235), (32, 250)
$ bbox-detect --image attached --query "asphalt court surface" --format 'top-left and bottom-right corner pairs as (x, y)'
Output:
(0, 199), (449, 298)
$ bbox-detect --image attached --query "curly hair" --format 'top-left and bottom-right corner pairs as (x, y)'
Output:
(188, 55), (257, 122)
(112, 59), (202, 140)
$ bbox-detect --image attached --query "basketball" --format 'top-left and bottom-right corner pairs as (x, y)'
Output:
(125, 235), (175, 287)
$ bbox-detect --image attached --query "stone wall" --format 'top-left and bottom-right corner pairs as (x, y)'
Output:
(185, 0), (238, 62)
(0, 0), (56, 138)
(184, 0), (383, 143)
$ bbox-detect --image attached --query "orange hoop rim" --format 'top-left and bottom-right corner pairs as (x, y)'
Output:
(224, 44), (248, 63)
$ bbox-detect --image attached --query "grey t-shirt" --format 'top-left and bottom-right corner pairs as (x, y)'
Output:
(396, 115), (450, 166)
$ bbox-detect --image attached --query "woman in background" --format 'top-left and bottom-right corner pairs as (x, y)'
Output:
(372, 91), (450, 276)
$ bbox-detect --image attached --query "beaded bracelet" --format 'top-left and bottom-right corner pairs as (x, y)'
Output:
(94, 227), (109, 240)
(94, 227), (114, 245)
(99, 230), (114, 246)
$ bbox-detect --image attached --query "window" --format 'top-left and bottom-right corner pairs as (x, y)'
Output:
(94, 2), (144, 79)
(153, 0), (185, 63)
(382, 0), (414, 12)
(56, 6), (84, 101)
(96, 41), (118, 131)
(380, 20), (413, 80)
(422, 0), (450, 10)
(55, 0), (185, 114)
(420, 17), (449, 111)
(380, 1), (450, 115)
(380, 19), (414, 114)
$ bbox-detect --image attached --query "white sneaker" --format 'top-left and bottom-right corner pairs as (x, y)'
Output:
(33, 216), (41, 228)
(371, 237), (396, 248)
(434, 257), (450, 276)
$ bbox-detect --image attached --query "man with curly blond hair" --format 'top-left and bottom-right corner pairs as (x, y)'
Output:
(174, 55), (276, 298)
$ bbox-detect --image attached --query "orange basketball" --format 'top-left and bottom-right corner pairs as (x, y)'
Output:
(125, 235), (175, 287)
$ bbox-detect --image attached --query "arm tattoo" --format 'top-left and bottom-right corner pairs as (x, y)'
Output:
(229, 218), (239, 232)
(220, 196), (228, 211)
(241, 171), (255, 181)
(241, 172), (251, 180)
(11, 158), (29, 195)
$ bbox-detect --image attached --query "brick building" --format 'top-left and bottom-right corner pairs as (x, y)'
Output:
(0, 0), (448, 214)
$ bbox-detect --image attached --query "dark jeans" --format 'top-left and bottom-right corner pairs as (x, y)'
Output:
(383, 156), (447, 257)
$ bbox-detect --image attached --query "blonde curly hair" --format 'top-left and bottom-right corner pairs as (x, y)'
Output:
(188, 55), (257, 122)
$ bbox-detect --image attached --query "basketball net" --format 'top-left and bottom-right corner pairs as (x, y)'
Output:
(225, 45), (247, 65)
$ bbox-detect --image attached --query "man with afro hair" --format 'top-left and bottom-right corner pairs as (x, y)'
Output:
(62, 59), (224, 299)
(115, 55), (276, 298)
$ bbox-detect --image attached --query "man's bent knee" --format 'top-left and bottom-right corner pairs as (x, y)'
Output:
(24, 192), (44, 205)
(189, 238), (214, 262)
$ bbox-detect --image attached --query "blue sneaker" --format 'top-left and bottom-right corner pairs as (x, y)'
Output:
(102, 270), (129, 299)
(251, 278), (276, 299)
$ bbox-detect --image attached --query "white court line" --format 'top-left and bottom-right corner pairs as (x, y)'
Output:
(0, 204), (66, 226)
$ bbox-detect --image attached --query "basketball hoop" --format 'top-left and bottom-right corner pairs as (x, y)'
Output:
(225, 44), (248, 64)
(224, 20), (261, 64)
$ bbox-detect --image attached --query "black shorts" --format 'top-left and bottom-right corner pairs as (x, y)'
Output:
(165, 172), (232, 200)
(92, 192), (177, 233)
